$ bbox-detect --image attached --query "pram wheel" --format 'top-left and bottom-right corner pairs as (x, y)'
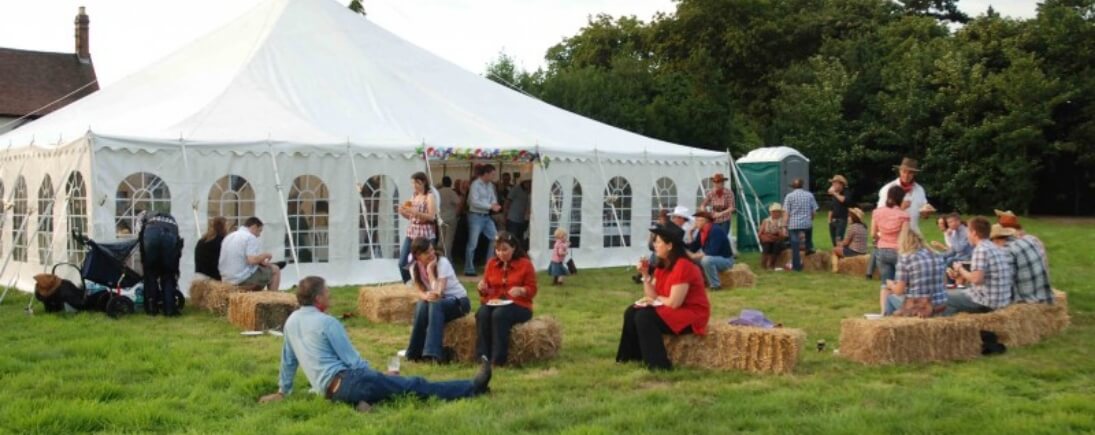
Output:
(172, 290), (186, 313)
(105, 296), (135, 319)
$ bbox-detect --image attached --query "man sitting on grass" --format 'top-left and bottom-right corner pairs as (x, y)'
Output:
(943, 217), (1014, 316)
(259, 276), (491, 412)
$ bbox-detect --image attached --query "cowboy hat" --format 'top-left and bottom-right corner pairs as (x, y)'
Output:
(649, 222), (685, 245)
(768, 203), (783, 212)
(829, 175), (848, 185)
(668, 205), (693, 221)
(893, 157), (921, 172)
(692, 211), (714, 221)
(710, 173), (728, 183)
(989, 223), (1017, 239)
(994, 209), (1016, 218)
(848, 207), (864, 221)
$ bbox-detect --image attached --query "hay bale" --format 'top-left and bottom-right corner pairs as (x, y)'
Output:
(227, 291), (299, 331)
(944, 301), (1070, 348)
(442, 315), (563, 366)
(357, 284), (419, 324)
(776, 249), (831, 272)
(838, 317), (981, 365)
(189, 279), (248, 315)
(717, 263), (756, 288)
(836, 255), (877, 278)
(663, 323), (806, 374)
(1053, 289), (1067, 310)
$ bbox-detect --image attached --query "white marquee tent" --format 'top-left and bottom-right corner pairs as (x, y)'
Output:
(0, 0), (727, 292)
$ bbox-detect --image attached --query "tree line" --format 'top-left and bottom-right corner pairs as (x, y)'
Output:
(485, 0), (1095, 215)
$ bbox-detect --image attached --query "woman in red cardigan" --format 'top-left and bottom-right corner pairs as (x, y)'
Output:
(616, 222), (710, 370)
(475, 231), (538, 366)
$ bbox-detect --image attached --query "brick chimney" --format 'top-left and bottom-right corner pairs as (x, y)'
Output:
(74, 6), (90, 62)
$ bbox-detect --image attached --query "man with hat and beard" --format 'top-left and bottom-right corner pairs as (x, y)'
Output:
(876, 158), (932, 233)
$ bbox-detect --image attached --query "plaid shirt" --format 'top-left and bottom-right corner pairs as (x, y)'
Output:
(704, 189), (735, 224)
(967, 241), (1014, 309)
(782, 188), (818, 230)
(1005, 237), (1053, 304)
(405, 193), (435, 239)
(895, 248), (947, 306)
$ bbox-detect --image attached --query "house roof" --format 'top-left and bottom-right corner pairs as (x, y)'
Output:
(0, 47), (98, 118)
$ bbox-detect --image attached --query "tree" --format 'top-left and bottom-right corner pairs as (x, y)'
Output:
(348, 0), (366, 16)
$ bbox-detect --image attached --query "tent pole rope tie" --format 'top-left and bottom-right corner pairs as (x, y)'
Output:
(268, 142), (302, 281)
(346, 143), (379, 259)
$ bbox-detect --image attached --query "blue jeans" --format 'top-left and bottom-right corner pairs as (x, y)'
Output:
(788, 227), (814, 271)
(700, 255), (734, 288)
(475, 304), (532, 365)
(876, 248), (898, 283)
(406, 297), (471, 360)
(942, 290), (992, 316)
(884, 294), (904, 315)
(140, 223), (181, 315)
(329, 368), (478, 405)
(716, 220), (730, 235)
(464, 213), (498, 275)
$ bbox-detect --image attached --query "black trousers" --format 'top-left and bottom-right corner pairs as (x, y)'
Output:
(476, 304), (532, 365)
(141, 223), (182, 315)
(616, 305), (691, 370)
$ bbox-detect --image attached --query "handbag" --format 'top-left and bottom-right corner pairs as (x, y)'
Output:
(894, 297), (934, 318)
(566, 255), (578, 275)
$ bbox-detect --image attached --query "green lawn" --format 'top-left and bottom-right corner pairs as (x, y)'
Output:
(2, 216), (1093, 434)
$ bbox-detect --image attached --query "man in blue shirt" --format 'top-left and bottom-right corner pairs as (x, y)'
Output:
(259, 276), (491, 411)
(782, 178), (819, 272)
(687, 212), (734, 290)
(465, 164), (502, 276)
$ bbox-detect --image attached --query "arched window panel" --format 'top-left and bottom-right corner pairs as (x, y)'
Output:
(0, 181), (5, 257)
(12, 177), (28, 262)
(116, 172), (171, 239)
(547, 178), (583, 249)
(651, 177), (677, 225)
(359, 175), (400, 260)
(286, 175), (329, 263)
(65, 172), (88, 265)
(37, 175), (55, 264)
(695, 178), (714, 211)
(602, 176), (632, 248)
(208, 175), (256, 231)
(547, 181), (564, 248)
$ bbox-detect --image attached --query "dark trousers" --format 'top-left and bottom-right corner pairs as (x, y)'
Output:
(330, 368), (478, 405)
(505, 220), (529, 250)
(406, 297), (470, 360)
(140, 223), (181, 315)
(616, 305), (691, 370)
(788, 227), (814, 272)
(829, 218), (847, 247)
(475, 304), (532, 365)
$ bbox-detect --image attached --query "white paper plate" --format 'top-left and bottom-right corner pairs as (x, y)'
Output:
(240, 331), (264, 336)
(634, 298), (664, 307)
(485, 299), (514, 306)
(863, 313), (883, 320)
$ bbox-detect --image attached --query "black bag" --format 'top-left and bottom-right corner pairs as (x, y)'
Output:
(566, 257), (578, 275)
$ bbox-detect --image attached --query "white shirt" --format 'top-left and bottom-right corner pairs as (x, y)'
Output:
(876, 179), (928, 232)
(219, 227), (261, 284)
(410, 257), (468, 299)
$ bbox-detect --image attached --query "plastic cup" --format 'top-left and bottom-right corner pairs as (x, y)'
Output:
(387, 356), (401, 375)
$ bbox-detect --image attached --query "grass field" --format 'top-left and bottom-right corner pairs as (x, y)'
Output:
(1, 216), (1093, 434)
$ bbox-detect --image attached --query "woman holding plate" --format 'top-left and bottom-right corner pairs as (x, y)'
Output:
(616, 222), (710, 370)
(475, 231), (538, 366)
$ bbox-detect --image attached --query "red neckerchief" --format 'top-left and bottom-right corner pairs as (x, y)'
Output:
(899, 179), (915, 193)
(700, 223), (712, 246)
(714, 188), (725, 198)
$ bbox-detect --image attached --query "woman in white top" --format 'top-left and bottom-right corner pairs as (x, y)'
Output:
(406, 237), (470, 363)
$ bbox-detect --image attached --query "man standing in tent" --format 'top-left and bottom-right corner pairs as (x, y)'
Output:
(783, 178), (818, 272)
(876, 158), (930, 232)
(437, 176), (461, 256)
(464, 164), (502, 276)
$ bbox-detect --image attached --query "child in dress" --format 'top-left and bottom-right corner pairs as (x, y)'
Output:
(549, 228), (569, 285)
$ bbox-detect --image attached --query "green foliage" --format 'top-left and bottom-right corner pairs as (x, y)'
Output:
(485, 0), (1095, 214)
(347, 0), (366, 16)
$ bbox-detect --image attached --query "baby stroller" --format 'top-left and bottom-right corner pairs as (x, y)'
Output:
(69, 232), (185, 318)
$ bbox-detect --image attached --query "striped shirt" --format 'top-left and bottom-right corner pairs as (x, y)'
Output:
(895, 248), (947, 306)
(1005, 237), (1052, 304)
(968, 241), (1014, 309)
(782, 188), (818, 230)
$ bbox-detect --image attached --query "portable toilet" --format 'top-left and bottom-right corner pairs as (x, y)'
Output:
(734, 146), (810, 253)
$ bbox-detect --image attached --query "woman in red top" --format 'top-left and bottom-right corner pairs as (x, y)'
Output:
(616, 223), (710, 370)
(475, 231), (537, 366)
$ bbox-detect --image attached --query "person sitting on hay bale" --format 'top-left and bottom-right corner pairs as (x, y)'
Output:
(943, 218), (1014, 316)
(992, 225), (1053, 304)
(617, 223), (710, 371)
(405, 238), (472, 364)
(259, 276), (491, 412)
(194, 217), (227, 281)
(219, 217), (281, 291)
(668, 205), (695, 244)
(475, 231), (538, 366)
(758, 203), (788, 270)
(881, 228), (947, 317)
(687, 211), (734, 290)
(995, 210), (1049, 273)
(930, 212), (973, 268)
(834, 208), (868, 260)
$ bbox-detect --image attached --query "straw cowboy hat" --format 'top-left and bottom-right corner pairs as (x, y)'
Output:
(710, 173), (728, 183)
(848, 207), (864, 221)
(893, 157), (921, 172)
(768, 203), (783, 213)
(829, 175), (848, 186)
(989, 223), (1017, 239)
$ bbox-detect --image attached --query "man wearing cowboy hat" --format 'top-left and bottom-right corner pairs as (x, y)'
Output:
(943, 217), (1014, 315)
(700, 173), (735, 235)
(826, 175), (853, 248)
(668, 205), (696, 244)
(994, 209), (1048, 272)
(990, 220), (1053, 304)
(876, 157), (931, 232)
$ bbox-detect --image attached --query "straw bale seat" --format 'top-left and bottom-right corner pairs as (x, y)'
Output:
(717, 263), (757, 288)
(663, 323), (805, 374)
(189, 279), (248, 316)
(441, 315), (563, 366)
(357, 285), (419, 324)
(227, 291), (299, 331)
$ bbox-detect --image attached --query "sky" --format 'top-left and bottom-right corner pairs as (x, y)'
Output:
(0, 0), (1041, 87)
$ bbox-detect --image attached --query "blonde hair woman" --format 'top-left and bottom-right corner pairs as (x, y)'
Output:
(880, 227), (947, 317)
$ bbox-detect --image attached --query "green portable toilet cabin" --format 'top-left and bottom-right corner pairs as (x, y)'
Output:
(734, 146), (810, 253)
